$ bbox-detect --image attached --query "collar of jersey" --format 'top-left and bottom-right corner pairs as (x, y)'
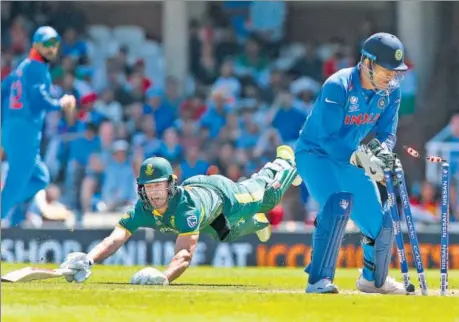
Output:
(351, 65), (363, 92)
(152, 209), (163, 216)
(28, 48), (45, 63)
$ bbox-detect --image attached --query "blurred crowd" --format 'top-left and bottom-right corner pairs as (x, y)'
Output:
(3, 1), (454, 229)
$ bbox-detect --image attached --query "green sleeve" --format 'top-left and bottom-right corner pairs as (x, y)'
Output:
(175, 203), (204, 236)
(117, 202), (143, 234)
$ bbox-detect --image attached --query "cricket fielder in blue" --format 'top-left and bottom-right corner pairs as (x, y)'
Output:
(1, 26), (76, 225)
(295, 33), (409, 294)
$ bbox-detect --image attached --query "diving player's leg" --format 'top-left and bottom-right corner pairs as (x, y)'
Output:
(340, 165), (406, 294)
(296, 151), (352, 294)
(254, 145), (302, 214)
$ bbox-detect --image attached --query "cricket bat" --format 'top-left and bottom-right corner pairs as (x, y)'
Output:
(1, 267), (75, 283)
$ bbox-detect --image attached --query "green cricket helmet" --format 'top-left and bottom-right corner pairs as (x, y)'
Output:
(137, 157), (177, 209)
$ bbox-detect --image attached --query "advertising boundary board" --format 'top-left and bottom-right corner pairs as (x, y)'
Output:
(2, 228), (459, 269)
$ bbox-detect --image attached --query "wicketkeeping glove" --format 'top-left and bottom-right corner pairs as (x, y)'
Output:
(367, 138), (398, 170)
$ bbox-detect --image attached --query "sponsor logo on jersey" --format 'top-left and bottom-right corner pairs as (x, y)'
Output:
(344, 113), (380, 126)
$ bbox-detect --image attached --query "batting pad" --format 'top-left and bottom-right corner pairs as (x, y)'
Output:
(306, 192), (353, 283)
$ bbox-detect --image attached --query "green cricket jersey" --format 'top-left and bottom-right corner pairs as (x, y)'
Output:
(117, 175), (266, 240)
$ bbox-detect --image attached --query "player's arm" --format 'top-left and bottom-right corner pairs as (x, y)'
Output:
(130, 206), (203, 286)
(374, 90), (401, 151)
(162, 233), (200, 283)
(32, 72), (75, 111)
(1, 74), (12, 99)
(60, 209), (139, 283)
(87, 225), (132, 263)
(316, 80), (347, 153)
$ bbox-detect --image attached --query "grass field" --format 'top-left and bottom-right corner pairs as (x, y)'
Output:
(2, 263), (459, 322)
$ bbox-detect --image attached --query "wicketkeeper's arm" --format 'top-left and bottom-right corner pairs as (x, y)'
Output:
(87, 226), (131, 263)
(162, 233), (200, 283)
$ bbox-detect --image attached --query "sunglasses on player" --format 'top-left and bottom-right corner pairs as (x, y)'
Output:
(41, 38), (60, 48)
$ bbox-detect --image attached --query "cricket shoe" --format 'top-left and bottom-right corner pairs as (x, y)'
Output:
(254, 213), (272, 242)
(276, 145), (302, 186)
(306, 278), (339, 294)
(356, 275), (410, 295)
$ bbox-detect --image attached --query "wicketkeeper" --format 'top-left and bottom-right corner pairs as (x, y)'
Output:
(60, 145), (301, 285)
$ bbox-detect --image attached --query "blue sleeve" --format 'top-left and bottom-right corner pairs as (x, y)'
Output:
(1, 74), (12, 100)
(31, 71), (61, 111)
(316, 79), (347, 154)
(375, 90), (400, 151)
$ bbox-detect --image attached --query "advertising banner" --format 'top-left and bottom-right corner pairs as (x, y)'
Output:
(2, 228), (459, 269)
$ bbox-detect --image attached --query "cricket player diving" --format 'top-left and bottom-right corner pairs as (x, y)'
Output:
(59, 146), (301, 285)
(1, 26), (76, 225)
(295, 32), (409, 294)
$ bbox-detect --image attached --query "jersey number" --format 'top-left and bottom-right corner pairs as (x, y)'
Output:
(9, 80), (23, 109)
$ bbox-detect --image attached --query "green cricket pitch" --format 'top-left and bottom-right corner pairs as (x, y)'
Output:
(2, 263), (459, 322)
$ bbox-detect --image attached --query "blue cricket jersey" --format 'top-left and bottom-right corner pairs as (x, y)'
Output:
(296, 66), (400, 163)
(1, 49), (61, 140)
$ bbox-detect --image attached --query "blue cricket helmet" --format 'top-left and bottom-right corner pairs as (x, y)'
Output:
(32, 26), (60, 45)
(361, 32), (408, 71)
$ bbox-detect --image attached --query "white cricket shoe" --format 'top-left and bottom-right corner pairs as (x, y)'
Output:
(306, 278), (339, 294)
(356, 275), (409, 295)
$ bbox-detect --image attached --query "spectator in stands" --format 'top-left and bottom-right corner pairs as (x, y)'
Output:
(260, 69), (284, 105)
(179, 120), (202, 149)
(4, 15), (30, 57)
(179, 146), (209, 181)
(290, 43), (323, 82)
(80, 153), (105, 214)
(101, 140), (137, 212)
(215, 27), (240, 67)
(61, 27), (87, 64)
(212, 60), (242, 100)
(145, 88), (176, 138)
(158, 128), (183, 166)
(248, 0), (286, 58)
(399, 56), (417, 120)
(94, 88), (123, 125)
(162, 76), (184, 115)
(410, 181), (439, 218)
(64, 123), (101, 212)
(270, 92), (307, 146)
(27, 184), (75, 228)
(179, 94), (207, 121)
(322, 40), (353, 79)
(1, 50), (13, 80)
(234, 37), (269, 81)
(237, 110), (261, 150)
(200, 91), (230, 139)
(218, 112), (240, 144)
(132, 114), (161, 159)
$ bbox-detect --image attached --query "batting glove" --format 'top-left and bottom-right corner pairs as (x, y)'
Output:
(130, 267), (169, 286)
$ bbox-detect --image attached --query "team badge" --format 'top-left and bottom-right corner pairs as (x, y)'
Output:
(395, 49), (403, 61)
(350, 96), (358, 104)
(377, 98), (386, 109)
(187, 215), (198, 228)
(145, 164), (154, 176)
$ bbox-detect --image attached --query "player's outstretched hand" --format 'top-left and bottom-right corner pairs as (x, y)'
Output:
(130, 267), (169, 285)
(60, 252), (93, 283)
(60, 94), (76, 110)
